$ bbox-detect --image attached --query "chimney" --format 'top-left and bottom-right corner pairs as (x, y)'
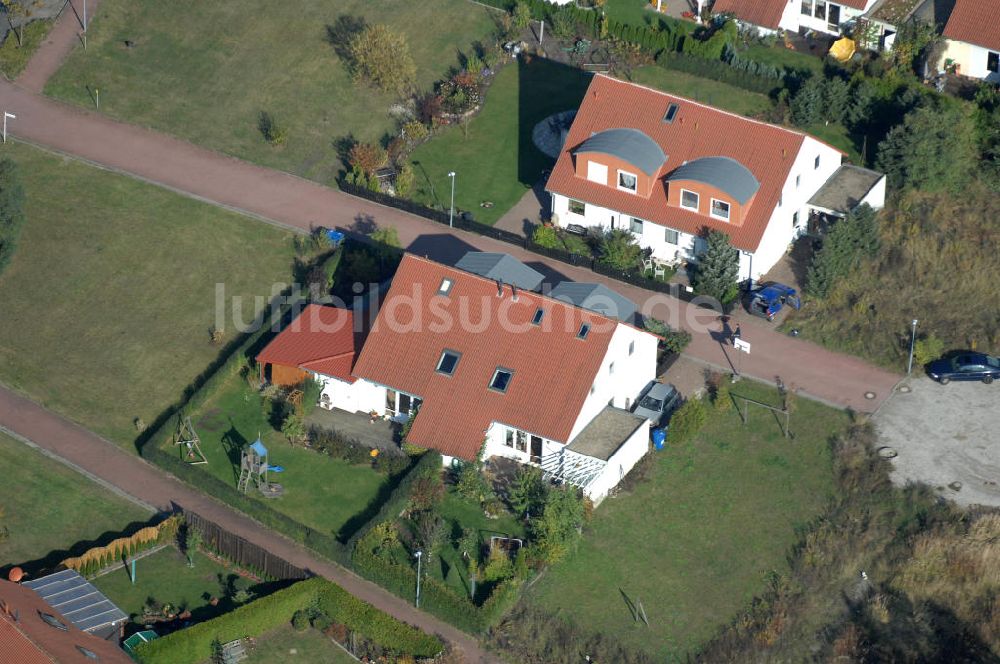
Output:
(496, 279), (504, 298)
(511, 284), (519, 302)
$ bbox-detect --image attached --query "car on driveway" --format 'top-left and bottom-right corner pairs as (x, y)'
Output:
(927, 353), (1000, 384)
(633, 381), (681, 427)
(746, 282), (801, 321)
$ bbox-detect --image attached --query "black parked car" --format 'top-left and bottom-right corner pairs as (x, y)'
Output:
(927, 353), (1000, 385)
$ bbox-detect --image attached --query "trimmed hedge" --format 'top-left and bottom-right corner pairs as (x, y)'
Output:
(656, 50), (788, 95)
(134, 577), (442, 664)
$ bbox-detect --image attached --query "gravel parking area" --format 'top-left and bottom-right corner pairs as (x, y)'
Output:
(874, 377), (1000, 508)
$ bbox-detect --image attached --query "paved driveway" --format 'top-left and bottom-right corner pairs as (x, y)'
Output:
(874, 377), (1000, 508)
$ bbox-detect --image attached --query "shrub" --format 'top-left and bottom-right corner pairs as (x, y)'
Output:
(368, 225), (401, 254)
(402, 440), (427, 457)
(409, 468), (445, 512)
(348, 24), (417, 95)
(395, 163), (415, 197)
(373, 452), (410, 476)
(299, 377), (322, 416)
(531, 224), (561, 249)
(257, 111), (288, 145)
(531, 486), (585, 564)
(667, 397), (707, 445)
(291, 609), (310, 631)
(691, 230), (739, 304)
(455, 462), (491, 504)
(597, 229), (642, 270)
(709, 373), (732, 412)
(643, 316), (692, 354)
(281, 413), (306, 444)
(805, 205), (879, 299)
(913, 334), (944, 368)
(401, 120), (428, 143)
(348, 142), (388, 177)
(482, 546), (514, 582)
(507, 465), (547, 518)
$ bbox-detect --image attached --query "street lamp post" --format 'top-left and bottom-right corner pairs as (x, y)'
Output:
(414, 550), (423, 608)
(3, 112), (15, 143)
(447, 171), (456, 228)
(907, 319), (918, 375)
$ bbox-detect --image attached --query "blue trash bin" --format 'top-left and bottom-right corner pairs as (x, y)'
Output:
(652, 428), (667, 450)
(325, 229), (345, 247)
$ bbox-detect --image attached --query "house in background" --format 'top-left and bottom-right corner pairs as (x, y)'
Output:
(940, 0), (1000, 83)
(0, 578), (132, 663)
(545, 75), (886, 282)
(711, 0), (879, 36)
(257, 253), (659, 502)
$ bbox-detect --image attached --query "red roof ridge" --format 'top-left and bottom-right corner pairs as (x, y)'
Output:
(591, 74), (846, 156)
(300, 350), (357, 367)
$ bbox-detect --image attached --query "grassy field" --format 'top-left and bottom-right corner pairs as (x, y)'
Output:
(0, 19), (55, 79)
(94, 545), (274, 626)
(0, 142), (296, 448)
(745, 44), (826, 75)
(409, 57), (590, 225)
(604, 0), (658, 27)
(45, 0), (498, 184)
(527, 382), (844, 659)
(0, 431), (151, 571)
(247, 626), (356, 664)
(630, 65), (774, 116)
(805, 120), (863, 164)
(182, 373), (395, 541)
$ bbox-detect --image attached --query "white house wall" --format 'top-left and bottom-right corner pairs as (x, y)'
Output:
(860, 175), (886, 210)
(567, 323), (657, 443)
(482, 421), (563, 464)
(314, 373), (385, 414)
(941, 40), (1000, 83)
(586, 420), (651, 503)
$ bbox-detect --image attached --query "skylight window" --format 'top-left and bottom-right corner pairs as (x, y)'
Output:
(531, 308), (544, 325)
(663, 103), (679, 123)
(578, 323), (591, 339)
(438, 278), (453, 295)
(39, 612), (68, 631)
(490, 368), (514, 393)
(76, 646), (100, 660)
(436, 349), (461, 376)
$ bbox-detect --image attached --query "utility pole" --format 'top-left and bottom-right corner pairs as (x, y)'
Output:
(447, 171), (456, 228)
(414, 550), (423, 608)
(83, 0), (87, 50)
(907, 319), (918, 375)
(538, 19), (544, 45)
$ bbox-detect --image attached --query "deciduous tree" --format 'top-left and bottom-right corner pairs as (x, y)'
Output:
(347, 24), (416, 95)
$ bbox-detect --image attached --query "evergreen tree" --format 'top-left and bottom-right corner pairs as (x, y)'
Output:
(805, 204), (880, 298)
(692, 230), (739, 304)
(876, 103), (978, 193)
(822, 77), (850, 124)
(790, 76), (824, 126)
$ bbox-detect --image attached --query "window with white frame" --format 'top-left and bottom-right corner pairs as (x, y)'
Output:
(568, 199), (585, 215)
(505, 428), (527, 452)
(436, 349), (461, 376)
(814, 0), (826, 20)
(710, 199), (731, 221)
(630, 217), (644, 234)
(664, 228), (679, 244)
(801, 0), (811, 14)
(618, 170), (638, 193)
(587, 161), (608, 185)
(680, 189), (699, 211)
(490, 367), (514, 393)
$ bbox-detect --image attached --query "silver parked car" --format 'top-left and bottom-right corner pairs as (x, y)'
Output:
(632, 382), (681, 427)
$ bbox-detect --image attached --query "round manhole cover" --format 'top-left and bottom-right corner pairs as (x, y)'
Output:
(864, 391), (877, 400)
(877, 446), (897, 459)
(899, 385), (911, 393)
(948, 481), (963, 492)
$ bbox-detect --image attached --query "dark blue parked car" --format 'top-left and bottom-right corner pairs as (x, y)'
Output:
(927, 353), (1000, 385)
(746, 283), (801, 321)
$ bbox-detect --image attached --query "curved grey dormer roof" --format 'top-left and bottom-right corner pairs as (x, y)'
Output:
(574, 128), (666, 177)
(665, 156), (760, 204)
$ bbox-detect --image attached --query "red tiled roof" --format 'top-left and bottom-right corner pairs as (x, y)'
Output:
(943, 0), (1000, 51)
(0, 580), (132, 664)
(256, 305), (362, 384)
(712, 0), (786, 29)
(546, 75), (844, 253)
(351, 255), (626, 460)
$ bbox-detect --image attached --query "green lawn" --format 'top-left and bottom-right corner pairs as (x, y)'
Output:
(409, 57), (591, 225)
(246, 626), (356, 664)
(94, 545), (272, 626)
(630, 65), (774, 116)
(45, 0), (498, 184)
(0, 19), (55, 79)
(745, 44), (826, 75)
(182, 373), (395, 541)
(0, 142), (296, 448)
(805, 121), (863, 164)
(0, 432), (151, 571)
(425, 489), (527, 596)
(604, 0), (657, 28)
(527, 382), (844, 659)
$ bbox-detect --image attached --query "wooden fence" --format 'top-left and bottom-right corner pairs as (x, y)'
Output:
(185, 510), (308, 581)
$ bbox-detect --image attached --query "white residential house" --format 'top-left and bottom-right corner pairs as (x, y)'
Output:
(256, 252), (662, 502)
(712, 0), (878, 36)
(545, 74), (886, 282)
(939, 0), (1000, 83)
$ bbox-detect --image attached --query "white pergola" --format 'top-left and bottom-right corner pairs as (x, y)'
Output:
(541, 448), (606, 491)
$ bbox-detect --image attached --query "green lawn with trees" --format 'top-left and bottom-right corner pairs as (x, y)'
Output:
(629, 65), (773, 116)
(0, 18), (54, 79)
(45, 0), (498, 184)
(0, 142), (297, 448)
(0, 431), (151, 570)
(246, 626), (357, 664)
(408, 57), (590, 225)
(524, 381), (843, 659)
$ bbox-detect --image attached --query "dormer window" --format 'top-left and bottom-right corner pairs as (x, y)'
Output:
(436, 349), (461, 376)
(663, 103), (679, 123)
(578, 323), (591, 339)
(438, 278), (453, 295)
(680, 189), (699, 211)
(531, 308), (544, 325)
(710, 199), (731, 221)
(617, 170), (637, 193)
(490, 368), (513, 393)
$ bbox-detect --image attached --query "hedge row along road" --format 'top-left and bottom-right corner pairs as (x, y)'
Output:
(0, 387), (496, 663)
